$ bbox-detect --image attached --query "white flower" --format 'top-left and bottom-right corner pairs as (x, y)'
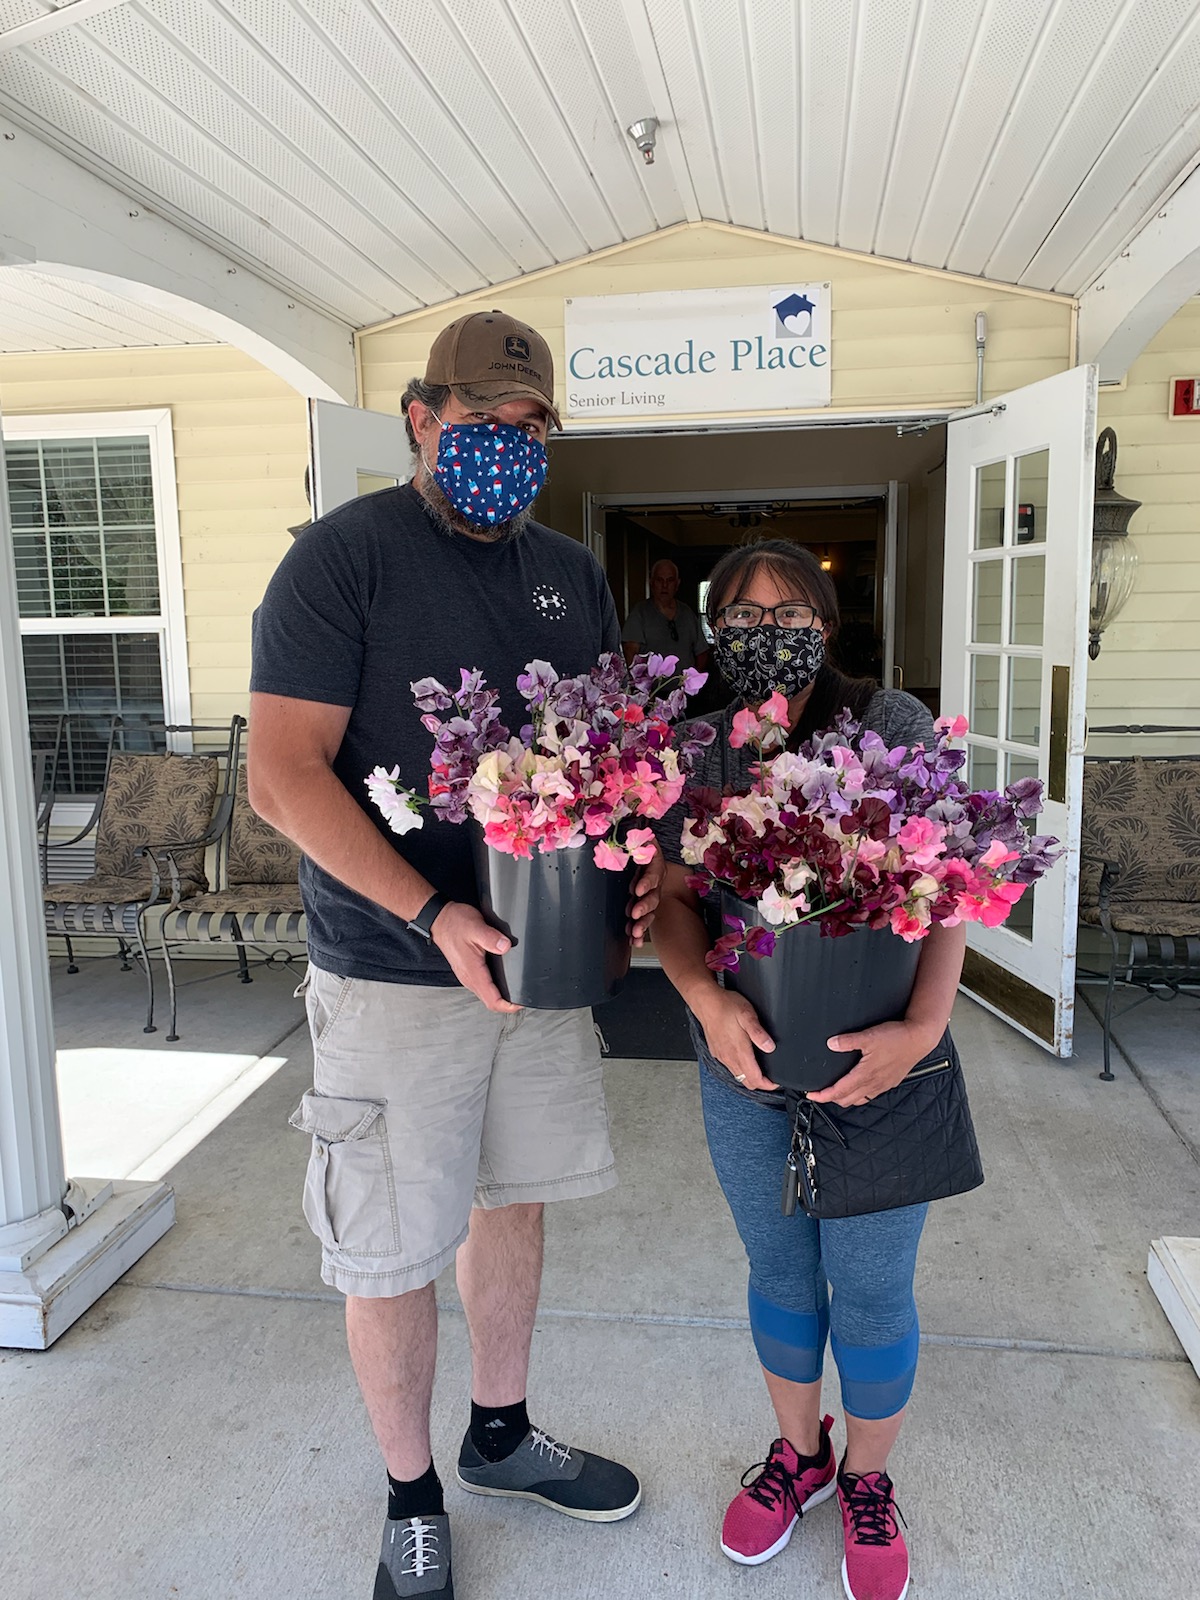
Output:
(760, 883), (803, 925)
(365, 766), (424, 836)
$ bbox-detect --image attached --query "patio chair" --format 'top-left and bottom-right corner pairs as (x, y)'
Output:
(157, 759), (304, 1040)
(41, 719), (242, 1034)
(1078, 754), (1200, 1079)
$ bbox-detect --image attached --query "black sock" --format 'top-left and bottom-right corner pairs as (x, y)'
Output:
(469, 1398), (530, 1462)
(797, 1426), (831, 1468)
(387, 1461), (444, 1521)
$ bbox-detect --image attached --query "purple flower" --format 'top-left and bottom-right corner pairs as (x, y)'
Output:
(517, 659), (559, 703)
(411, 676), (453, 712)
(682, 668), (707, 696)
(1005, 777), (1045, 818)
(744, 925), (777, 960)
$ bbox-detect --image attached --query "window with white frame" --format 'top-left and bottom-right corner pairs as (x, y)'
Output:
(6, 410), (190, 797)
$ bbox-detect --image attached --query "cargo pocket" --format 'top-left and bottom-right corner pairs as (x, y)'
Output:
(288, 1090), (400, 1257)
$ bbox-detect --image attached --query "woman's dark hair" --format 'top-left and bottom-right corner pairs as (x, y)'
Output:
(704, 538), (878, 739)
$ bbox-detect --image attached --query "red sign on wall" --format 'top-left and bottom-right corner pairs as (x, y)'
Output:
(1170, 377), (1200, 418)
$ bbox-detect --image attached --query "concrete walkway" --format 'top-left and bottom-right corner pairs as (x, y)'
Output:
(3, 961), (1199, 1599)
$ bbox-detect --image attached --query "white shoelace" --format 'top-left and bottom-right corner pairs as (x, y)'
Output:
(529, 1427), (571, 1468)
(395, 1518), (440, 1577)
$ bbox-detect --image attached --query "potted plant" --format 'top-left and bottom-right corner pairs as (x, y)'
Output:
(367, 652), (713, 1008)
(681, 694), (1062, 1089)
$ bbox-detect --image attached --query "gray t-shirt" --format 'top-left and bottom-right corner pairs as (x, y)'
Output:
(251, 483), (620, 985)
(621, 597), (707, 666)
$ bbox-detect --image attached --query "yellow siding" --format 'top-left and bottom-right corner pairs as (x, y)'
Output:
(1090, 299), (1200, 727)
(0, 346), (308, 724)
(358, 221), (1073, 420)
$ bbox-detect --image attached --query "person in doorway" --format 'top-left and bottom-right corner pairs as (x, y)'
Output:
(622, 558), (710, 672)
(248, 310), (653, 1600)
(650, 541), (966, 1600)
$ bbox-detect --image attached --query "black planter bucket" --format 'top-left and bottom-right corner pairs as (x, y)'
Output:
(721, 893), (922, 1092)
(472, 827), (635, 1010)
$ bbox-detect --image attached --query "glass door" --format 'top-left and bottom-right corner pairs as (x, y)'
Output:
(942, 365), (1098, 1055)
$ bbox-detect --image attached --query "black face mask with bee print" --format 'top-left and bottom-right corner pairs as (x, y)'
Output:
(711, 625), (826, 702)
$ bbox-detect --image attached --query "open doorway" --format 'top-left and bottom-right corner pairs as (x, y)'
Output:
(538, 421), (949, 715)
(599, 491), (892, 710)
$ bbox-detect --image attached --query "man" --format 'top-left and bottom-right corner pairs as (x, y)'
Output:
(248, 310), (657, 1600)
(622, 558), (709, 672)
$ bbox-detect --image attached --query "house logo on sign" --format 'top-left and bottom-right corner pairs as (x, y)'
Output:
(773, 292), (817, 338)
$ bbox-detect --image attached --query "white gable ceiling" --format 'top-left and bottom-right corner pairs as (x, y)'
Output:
(3, 0), (1199, 330)
(0, 265), (217, 348)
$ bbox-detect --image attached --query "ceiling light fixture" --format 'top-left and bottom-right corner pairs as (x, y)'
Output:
(626, 118), (659, 164)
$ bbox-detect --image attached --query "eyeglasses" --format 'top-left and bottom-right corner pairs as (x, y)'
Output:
(717, 602), (820, 629)
(667, 620), (678, 642)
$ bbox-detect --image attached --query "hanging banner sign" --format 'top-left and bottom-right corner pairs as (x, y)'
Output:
(564, 282), (832, 420)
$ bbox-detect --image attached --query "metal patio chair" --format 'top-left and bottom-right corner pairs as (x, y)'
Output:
(1078, 749), (1200, 1080)
(158, 754), (304, 1040)
(41, 718), (241, 1033)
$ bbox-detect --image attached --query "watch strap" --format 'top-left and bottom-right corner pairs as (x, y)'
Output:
(407, 892), (449, 942)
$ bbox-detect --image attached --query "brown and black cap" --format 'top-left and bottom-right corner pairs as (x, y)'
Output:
(425, 309), (561, 430)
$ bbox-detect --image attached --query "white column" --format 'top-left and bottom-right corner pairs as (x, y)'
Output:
(0, 409), (175, 1349)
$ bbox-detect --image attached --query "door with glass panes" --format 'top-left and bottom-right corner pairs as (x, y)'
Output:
(941, 364), (1097, 1056)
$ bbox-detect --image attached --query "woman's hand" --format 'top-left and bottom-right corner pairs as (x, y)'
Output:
(806, 1019), (941, 1108)
(692, 988), (779, 1092)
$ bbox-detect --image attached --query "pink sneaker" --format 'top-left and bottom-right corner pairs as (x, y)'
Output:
(720, 1414), (837, 1565)
(838, 1465), (910, 1600)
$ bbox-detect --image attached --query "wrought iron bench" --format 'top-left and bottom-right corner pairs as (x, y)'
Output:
(157, 757), (304, 1041)
(40, 718), (242, 1034)
(1079, 749), (1200, 1080)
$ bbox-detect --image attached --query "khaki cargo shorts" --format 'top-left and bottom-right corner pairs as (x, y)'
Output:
(288, 965), (616, 1297)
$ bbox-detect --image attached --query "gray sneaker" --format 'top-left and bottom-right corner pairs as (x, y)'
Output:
(373, 1514), (453, 1599)
(456, 1425), (641, 1522)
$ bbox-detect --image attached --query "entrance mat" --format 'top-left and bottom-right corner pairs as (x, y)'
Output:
(594, 967), (695, 1061)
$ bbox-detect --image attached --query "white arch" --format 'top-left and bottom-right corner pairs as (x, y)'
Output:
(1077, 167), (1200, 382)
(0, 117), (356, 402)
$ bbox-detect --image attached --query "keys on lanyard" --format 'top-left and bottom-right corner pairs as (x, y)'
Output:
(781, 1101), (819, 1217)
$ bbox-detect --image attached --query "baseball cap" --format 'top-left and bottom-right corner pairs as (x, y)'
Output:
(424, 309), (561, 429)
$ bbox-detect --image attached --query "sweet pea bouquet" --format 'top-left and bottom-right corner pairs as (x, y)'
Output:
(683, 693), (1062, 970)
(367, 652), (714, 871)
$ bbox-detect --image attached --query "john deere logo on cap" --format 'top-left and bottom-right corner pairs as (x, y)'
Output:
(505, 335), (531, 362)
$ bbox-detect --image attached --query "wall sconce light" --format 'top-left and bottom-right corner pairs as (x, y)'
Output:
(820, 546), (833, 571)
(1089, 427), (1140, 661)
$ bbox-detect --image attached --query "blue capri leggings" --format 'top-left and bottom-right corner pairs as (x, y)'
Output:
(700, 1065), (927, 1421)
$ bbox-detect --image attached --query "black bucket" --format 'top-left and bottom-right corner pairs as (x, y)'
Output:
(721, 893), (922, 1092)
(471, 827), (635, 1010)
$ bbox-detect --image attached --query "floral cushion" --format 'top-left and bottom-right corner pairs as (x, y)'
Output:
(1079, 758), (1200, 909)
(1079, 900), (1200, 937)
(180, 885), (305, 915)
(92, 753), (220, 892)
(227, 764), (302, 887)
(43, 873), (204, 906)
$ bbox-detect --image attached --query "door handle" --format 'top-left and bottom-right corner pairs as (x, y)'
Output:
(892, 664), (904, 689)
(1048, 665), (1069, 804)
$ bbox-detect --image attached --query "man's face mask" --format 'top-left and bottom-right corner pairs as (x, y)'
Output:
(711, 623), (826, 701)
(426, 415), (547, 528)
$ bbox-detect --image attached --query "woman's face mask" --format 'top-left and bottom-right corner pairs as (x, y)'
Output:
(711, 621), (826, 701)
(425, 414), (547, 529)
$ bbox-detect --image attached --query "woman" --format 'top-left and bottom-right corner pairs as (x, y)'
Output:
(652, 540), (966, 1600)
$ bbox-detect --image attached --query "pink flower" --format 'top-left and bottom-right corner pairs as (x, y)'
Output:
(625, 827), (657, 865)
(890, 907), (929, 941)
(934, 714), (970, 738)
(729, 706), (761, 749)
(593, 838), (631, 871)
(979, 838), (1021, 870)
(897, 816), (946, 867)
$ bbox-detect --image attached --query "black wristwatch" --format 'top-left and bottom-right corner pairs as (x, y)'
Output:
(406, 892), (449, 942)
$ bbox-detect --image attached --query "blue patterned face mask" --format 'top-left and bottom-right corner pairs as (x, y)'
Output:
(430, 418), (547, 528)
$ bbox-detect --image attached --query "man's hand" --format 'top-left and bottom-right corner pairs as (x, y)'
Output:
(692, 988), (778, 1091)
(806, 1019), (940, 1108)
(432, 903), (521, 1014)
(628, 847), (665, 946)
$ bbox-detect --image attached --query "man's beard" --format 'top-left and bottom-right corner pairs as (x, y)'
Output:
(414, 461), (535, 544)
